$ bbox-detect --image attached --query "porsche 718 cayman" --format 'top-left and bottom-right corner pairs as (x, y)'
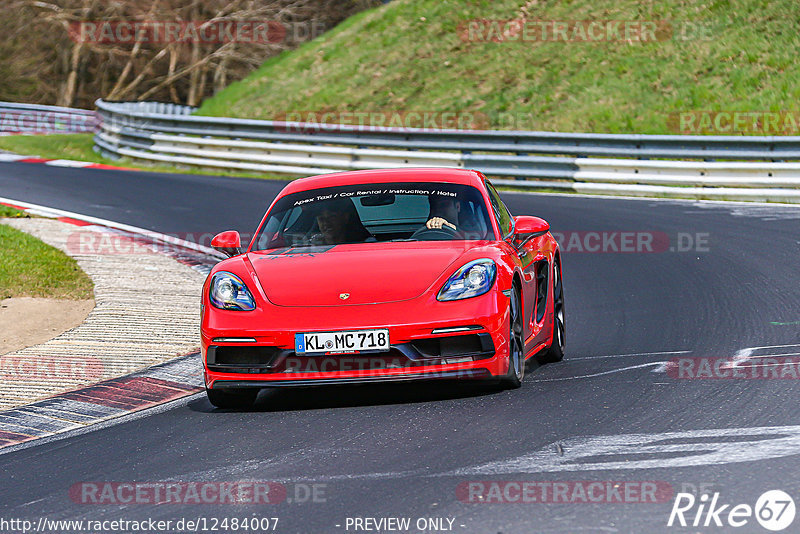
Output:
(202, 168), (564, 408)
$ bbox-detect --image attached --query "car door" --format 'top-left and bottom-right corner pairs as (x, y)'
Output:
(484, 181), (540, 344)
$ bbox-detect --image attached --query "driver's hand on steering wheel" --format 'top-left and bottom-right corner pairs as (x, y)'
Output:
(426, 217), (456, 230)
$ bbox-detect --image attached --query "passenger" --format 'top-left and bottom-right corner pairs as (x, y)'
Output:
(310, 197), (372, 245)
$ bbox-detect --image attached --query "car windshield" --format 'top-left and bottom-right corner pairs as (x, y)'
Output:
(251, 182), (494, 250)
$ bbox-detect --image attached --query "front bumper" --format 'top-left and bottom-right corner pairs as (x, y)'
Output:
(202, 291), (510, 389)
(211, 369), (493, 389)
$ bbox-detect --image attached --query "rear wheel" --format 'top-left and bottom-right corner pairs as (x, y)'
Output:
(500, 287), (525, 389)
(205, 386), (258, 409)
(537, 260), (565, 364)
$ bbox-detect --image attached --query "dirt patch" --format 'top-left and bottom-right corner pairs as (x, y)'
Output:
(0, 297), (94, 356)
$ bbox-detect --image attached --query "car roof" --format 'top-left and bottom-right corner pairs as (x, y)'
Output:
(280, 167), (486, 195)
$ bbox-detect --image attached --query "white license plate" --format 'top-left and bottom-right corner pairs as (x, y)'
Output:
(295, 329), (390, 354)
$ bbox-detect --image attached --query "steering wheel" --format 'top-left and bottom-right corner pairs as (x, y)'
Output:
(411, 224), (460, 241)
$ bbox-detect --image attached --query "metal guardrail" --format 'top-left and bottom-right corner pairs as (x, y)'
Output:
(95, 100), (800, 160)
(0, 102), (99, 135)
(77, 99), (800, 203)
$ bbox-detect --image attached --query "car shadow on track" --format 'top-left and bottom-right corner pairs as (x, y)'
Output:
(188, 380), (508, 413)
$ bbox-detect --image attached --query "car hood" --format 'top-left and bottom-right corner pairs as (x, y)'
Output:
(246, 243), (476, 306)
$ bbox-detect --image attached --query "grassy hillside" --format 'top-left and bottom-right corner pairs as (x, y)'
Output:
(198, 0), (800, 134)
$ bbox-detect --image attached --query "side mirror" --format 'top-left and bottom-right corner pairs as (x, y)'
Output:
(514, 216), (550, 238)
(211, 230), (242, 257)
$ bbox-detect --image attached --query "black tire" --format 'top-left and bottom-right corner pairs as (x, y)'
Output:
(500, 286), (525, 389)
(206, 386), (258, 409)
(537, 259), (565, 364)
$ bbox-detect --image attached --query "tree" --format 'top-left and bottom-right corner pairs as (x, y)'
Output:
(2, 0), (380, 108)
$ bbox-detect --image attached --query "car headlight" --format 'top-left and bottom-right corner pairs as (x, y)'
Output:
(437, 259), (497, 301)
(209, 272), (256, 311)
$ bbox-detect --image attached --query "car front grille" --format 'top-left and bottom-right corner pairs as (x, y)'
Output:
(206, 345), (281, 373)
(409, 333), (494, 359)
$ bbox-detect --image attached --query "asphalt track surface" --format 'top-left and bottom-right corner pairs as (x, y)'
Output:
(2, 162), (800, 533)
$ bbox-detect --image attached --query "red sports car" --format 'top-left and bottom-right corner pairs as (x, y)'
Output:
(202, 168), (564, 408)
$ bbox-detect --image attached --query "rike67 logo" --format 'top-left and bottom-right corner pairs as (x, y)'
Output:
(668, 490), (796, 531)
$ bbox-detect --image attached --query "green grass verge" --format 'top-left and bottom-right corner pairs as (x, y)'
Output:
(0, 221), (93, 300)
(0, 134), (106, 164)
(0, 205), (30, 218)
(0, 134), (297, 181)
(198, 0), (800, 134)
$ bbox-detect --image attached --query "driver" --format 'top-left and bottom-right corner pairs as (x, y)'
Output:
(425, 195), (461, 231)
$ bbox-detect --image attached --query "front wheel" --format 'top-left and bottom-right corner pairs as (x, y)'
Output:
(206, 386), (258, 409)
(500, 287), (525, 389)
(537, 260), (565, 364)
